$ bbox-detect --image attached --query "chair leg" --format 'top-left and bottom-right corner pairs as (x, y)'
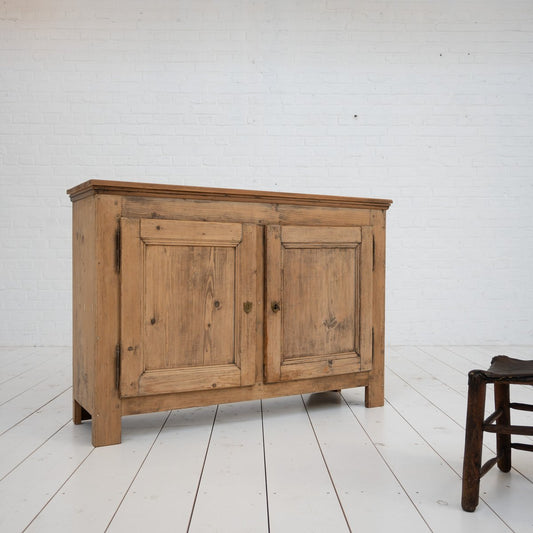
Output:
(494, 382), (511, 472)
(462, 371), (487, 512)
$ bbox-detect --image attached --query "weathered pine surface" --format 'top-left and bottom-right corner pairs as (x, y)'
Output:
(69, 181), (390, 446)
(0, 345), (532, 533)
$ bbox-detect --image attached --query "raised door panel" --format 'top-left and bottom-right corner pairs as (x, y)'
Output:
(120, 218), (258, 397)
(265, 225), (373, 383)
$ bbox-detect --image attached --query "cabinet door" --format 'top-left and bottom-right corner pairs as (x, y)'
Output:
(120, 218), (259, 397)
(265, 225), (373, 383)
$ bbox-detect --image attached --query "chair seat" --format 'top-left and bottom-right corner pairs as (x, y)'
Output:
(480, 355), (533, 380)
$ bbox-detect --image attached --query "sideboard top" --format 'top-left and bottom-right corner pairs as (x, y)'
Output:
(67, 179), (392, 210)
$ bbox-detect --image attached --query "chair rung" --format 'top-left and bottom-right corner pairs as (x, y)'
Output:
(483, 424), (533, 436)
(483, 408), (503, 426)
(510, 402), (533, 412)
(511, 442), (533, 452)
(480, 456), (498, 478)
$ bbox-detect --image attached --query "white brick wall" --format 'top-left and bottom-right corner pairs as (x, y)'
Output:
(1, 0), (532, 345)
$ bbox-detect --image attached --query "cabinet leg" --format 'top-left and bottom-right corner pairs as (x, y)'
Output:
(91, 411), (122, 447)
(73, 400), (91, 424)
(365, 377), (384, 408)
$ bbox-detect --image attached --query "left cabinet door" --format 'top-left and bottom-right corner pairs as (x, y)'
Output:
(119, 218), (259, 397)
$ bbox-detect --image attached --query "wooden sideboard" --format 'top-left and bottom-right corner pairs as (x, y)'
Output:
(68, 180), (392, 446)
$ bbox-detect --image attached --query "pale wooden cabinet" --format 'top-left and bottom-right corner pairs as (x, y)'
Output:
(68, 180), (391, 446)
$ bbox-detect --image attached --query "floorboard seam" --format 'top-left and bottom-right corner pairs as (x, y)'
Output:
(186, 404), (218, 533)
(104, 410), (172, 532)
(302, 394), (352, 533)
(341, 393), (434, 533)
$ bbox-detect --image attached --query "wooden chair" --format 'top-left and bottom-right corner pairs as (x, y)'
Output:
(461, 355), (533, 511)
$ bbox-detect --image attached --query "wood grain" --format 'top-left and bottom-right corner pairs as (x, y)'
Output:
(281, 225), (361, 246)
(266, 224), (368, 383)
(92, 195), (122, 446)
(157, 246), (235, 369)
(69, 183), (390, 446)
(121, 196), (373, 227)
(139, 365), (242, 395)
(236, 224), (259, 386)
(280, 354), (360, 382)
(68, 179), (393, 210)
(365, 210), (385, 407)
(264, 225), (282, 383)
(72, 196), (96, 415)
(140, 218), (242, 246)
(282, 247), (356, 359)
(359, 225), (373, 371)
(120, 217), (258, 398)
(119, 217), (144, 398)
(122, 372), (370, 415)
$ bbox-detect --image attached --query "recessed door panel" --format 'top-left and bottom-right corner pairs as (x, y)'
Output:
(143, 244), (236, 370)
(282, 247), (356, 359)
(120, 218), (258, 397)
(265, 225), (373, 383)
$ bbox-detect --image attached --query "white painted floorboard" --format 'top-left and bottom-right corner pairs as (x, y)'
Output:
(263, 395), (348, 533)
(108, 405), (217, 533)
(0, 346), (532, 533)
(189, 401), (268, 533)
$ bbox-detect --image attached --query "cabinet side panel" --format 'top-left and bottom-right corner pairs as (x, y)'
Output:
(72, 196), (96, 413)
(365, 210), (386, 407)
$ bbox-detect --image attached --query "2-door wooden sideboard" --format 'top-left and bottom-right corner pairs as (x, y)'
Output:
(68, 180), (392, 446)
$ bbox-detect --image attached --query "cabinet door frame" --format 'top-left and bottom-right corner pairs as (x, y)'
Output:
(119, 217), (258, 397)
(264, 224), (373, 383)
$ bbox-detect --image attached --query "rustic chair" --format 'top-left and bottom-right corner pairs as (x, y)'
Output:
(461, 355), (533, 511)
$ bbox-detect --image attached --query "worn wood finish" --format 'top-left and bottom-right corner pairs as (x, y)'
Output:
(121, 372), (370, 416)
(252, 225), (264, 385)
(265, 224), (372, 383)
(69, 180), (390, 446)
(462, 371), (487, 512)
(281, 247), (356, 357)
(281, 225), (361, 246)
(72, 196), (96, 416)
(140, 218), (242, 246)
(236, 224), (259, 387)
(265, 225), (282, 383)
(92, 195), (122, 447)
(122, 196), (373, 230)
(461, 356), (533, 512)
(495, 383), (512, 472)
(365, 209), (386, 406)
(120, 218), (257, 397)
(68, 179), (392, 210)
(360, 225), (374, 371)
(73, 400), (90, 425)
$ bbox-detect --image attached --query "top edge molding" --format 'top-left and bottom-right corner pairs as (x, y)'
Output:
(67, 179), (393, 210)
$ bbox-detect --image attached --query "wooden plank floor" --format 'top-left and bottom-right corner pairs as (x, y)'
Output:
(1, 346), (532, 532)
